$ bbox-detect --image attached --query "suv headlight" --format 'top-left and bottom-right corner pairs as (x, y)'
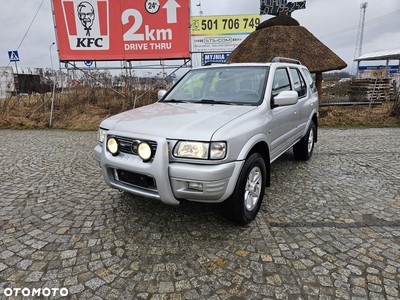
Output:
(173, 141), (226, 160)
(98, 128), (108, 144)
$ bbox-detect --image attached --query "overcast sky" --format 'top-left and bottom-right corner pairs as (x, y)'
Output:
(0, 0), (399, 75)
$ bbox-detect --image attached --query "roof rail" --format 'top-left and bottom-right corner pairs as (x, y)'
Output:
(271, 57), (302, 65)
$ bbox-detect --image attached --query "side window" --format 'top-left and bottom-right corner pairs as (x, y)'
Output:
(302, 68), (317, 93)
(290, 68), (307, 98)
(272, 68), (291, 97)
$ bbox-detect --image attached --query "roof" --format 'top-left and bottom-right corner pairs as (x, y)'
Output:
(354, 48), (400, 61)
(227, 16), (347, 73)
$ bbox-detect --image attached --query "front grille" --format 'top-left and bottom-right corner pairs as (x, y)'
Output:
(115, 169), (157, 190)
(114, 136), (157, 158)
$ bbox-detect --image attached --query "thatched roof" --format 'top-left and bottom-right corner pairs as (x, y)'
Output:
(227, 16), (347, 73)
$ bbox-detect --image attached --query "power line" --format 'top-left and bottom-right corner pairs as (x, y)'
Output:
(17, 0), (46, 50)
(0, 0), (45, 80)
(319, 9), (400, 39)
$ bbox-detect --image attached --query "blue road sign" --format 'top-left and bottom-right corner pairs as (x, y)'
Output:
(8, 50), (20, 62)
(202, 52), (230, 65)
(84, 60), (93, 67)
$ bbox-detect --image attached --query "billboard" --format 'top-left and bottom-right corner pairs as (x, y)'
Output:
(358, 65), (400, 83)
(52, 0), (190, 61)
(259, 0), (306, 16)
(191, 15), (261, 53)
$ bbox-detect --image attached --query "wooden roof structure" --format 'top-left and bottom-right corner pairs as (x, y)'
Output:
(227, 16), (347, 73)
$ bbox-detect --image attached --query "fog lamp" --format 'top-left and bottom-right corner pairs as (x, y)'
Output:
(107, 137), (119, 155)
(188, 182), (203, 191)
(138, 142), (152, 162)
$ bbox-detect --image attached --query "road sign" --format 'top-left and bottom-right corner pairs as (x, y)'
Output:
(84, 60), (93, 67)
(67, 80), (81, 86)
(8, 50), (20, 62)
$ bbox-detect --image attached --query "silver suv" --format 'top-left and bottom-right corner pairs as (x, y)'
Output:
(94, 58), (318, 225)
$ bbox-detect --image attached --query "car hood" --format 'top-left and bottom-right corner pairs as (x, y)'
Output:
(101, 102), (256, 140)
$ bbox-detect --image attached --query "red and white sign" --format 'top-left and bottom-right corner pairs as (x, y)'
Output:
(66, 80), (80, 86)
(51, 0), (190, 61)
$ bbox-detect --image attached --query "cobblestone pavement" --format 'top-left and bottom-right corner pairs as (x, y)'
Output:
(0, 128), (399, 300)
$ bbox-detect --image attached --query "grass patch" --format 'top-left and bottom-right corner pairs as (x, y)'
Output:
(1, 84), (399, 130)
(0, 85), (158, 130)
(319, 102), (400, 127)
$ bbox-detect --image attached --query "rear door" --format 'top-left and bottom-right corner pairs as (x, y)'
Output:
(289, 67), (308, 139)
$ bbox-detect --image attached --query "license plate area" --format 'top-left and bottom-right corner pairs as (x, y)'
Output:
(114, 169), (157, 190)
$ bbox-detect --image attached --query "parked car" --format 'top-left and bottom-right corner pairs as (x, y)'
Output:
(94, 58), (319, 225)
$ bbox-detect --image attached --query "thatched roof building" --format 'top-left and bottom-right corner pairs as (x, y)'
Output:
(227, 16), (347, 100)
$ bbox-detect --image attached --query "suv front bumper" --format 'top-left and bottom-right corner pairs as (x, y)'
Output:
(94, 134), (243, 205)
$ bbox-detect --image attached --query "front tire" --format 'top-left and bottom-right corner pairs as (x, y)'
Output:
(293, 121), (316, 161)
(221, 153), (266, 225)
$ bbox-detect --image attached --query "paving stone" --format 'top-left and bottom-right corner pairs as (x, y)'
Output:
(0, 128), (399, 299)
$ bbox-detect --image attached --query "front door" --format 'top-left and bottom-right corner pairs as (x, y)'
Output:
(269, 68), (298, 161)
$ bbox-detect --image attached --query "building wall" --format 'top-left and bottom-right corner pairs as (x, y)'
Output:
(358, 65), (400, 85)
(0, 66), (15, 98)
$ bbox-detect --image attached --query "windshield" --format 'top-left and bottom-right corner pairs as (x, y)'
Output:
(162, 66), (268, 105)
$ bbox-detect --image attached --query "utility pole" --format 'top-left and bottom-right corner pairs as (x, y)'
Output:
(352, 2), (368, 77)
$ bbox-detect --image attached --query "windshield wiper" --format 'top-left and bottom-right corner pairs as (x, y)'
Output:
(162, 99), (187, 103)
(194, 99), (233, 105)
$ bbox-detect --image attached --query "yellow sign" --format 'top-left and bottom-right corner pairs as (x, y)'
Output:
(191, 15), (261, 36)
(371, 70), (385, 77)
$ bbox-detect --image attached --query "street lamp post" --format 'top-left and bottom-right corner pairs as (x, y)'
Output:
(49, 42), (56, 127)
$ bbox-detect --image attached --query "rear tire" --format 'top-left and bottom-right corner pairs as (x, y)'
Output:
(221, 153), (266, 225)
(293, 121), (316, 161)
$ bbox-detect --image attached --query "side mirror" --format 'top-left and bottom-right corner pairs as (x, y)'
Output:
(157, 90), (167, 100)
(273, 90), (298, 107)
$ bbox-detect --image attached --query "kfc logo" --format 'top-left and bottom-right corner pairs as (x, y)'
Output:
(77, 2), (95, 36)
(62, 0), (109, 50)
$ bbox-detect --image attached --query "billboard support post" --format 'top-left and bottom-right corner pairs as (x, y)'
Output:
(49, 42), (56, 127)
